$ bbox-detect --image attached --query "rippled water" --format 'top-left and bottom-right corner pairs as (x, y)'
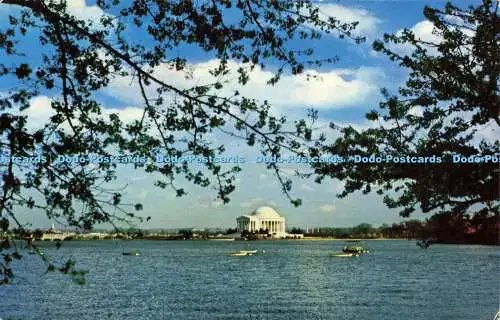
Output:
(1, 240), (499, 320)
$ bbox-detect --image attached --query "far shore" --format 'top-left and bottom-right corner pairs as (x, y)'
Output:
(298, 237), (406, 241)
(26, 236), (410, 242)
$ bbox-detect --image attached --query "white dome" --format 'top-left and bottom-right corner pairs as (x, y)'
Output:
(252, 206), (281, 218)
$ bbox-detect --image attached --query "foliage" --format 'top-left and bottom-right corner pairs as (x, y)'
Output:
(0, 0), (362, 284)
(240, 229), (261, 239)
(224, 227), (238, 234)
(178, 229), (193, 239)
(312, 0), (499, 221)
(289, 227), (304, 234)
(0, 233), (88, 285)
(302, 219), (498, 245)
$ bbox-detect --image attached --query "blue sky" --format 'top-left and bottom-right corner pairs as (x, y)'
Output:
(0, 0), (480, 230)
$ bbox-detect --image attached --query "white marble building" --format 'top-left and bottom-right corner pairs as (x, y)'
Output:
(236, 206), (286, 238)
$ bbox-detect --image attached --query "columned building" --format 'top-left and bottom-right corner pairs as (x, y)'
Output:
(236, 206), (286, 238)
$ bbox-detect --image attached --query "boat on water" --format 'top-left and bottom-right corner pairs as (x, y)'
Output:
(27, 250), (44, 256)
(228, 249), (261, 256)
(331, 240), (369, 257)
(342, 240), (369, 254)
(122, 251), (141, 256)
(330, 253), (360, 257)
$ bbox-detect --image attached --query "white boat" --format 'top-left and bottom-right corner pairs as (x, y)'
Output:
(330, 253), (359, 257)
(122, 251), (141, 256)
(228, 249), (260, 256)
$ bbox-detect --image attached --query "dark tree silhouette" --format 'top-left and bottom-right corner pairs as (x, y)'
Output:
(290, 227), (304, 234)
(0, 0), (362, 284)
(312, 1), (499, 230)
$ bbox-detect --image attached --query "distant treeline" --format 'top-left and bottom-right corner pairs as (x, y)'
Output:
(4, 213), (497, 245)
(291, 214), (498, 245)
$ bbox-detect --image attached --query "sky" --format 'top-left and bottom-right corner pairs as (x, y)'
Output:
(0, 0), (483, 230)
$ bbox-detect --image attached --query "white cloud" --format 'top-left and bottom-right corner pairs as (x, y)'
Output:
(407, 106), (424, 117)
(319, 203), (336, 212)
(411, 20), (442, 43)
(10, 95), (145, 141)
(102, 106), (143, 123)
(104, 59), (384, 113)
(389, 18), (474, 57)
(66, 0), (87, 9)
(64, 0), (108, 23)
(23, 96), (54, 130)
(386, 20), (442, 57)
(476, 120), (500, 142)
(315, 4), (382, 39)
(0, 0), (109, 30)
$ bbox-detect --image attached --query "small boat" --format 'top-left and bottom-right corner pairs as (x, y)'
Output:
(241, 250), (258, 254)
(228, 249), (260, 256)
(28, 251), (44, 256)
(330, 253), (359, 257)
(416, 240), (433, 249)
(342, 240), (369, 254)
(229, 251), (250, 256)
(122, 251), (141, 256)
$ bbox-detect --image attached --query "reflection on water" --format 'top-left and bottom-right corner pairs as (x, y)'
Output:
(1, 240), (498, 320)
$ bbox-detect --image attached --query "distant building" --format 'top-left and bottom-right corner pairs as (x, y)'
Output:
(236, 206), (286, 238)
(39, 224), (74, 241)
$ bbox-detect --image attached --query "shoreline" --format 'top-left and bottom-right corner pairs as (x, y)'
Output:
(25, 237), (410, 242)
(21, 237), (498, 246)
(298, 237), (406, 241)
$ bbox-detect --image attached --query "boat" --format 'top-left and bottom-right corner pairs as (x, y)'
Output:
(28, 250), (44, 256)
(416, 239), (436, 249)
(122, 251), (141, 256)
(330, 253), (360, 257)
(229, 251), (250, 256)
(330, 240), (369, 257)
(228, 249), (260, 256)
(342, 240), (369, 254)
(241, 250), (258, 254)
(416, 240), (430, 249)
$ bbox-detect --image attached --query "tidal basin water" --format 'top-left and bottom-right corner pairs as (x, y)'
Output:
(2, 240), (499, 320)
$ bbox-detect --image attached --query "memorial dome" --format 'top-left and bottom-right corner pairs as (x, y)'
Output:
(251, 206), (281, 219)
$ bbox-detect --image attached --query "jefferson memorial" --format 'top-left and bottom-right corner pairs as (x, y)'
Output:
(236, 206), (286, 238)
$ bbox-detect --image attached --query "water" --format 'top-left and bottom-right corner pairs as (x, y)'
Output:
(1, 240), (499, 320)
